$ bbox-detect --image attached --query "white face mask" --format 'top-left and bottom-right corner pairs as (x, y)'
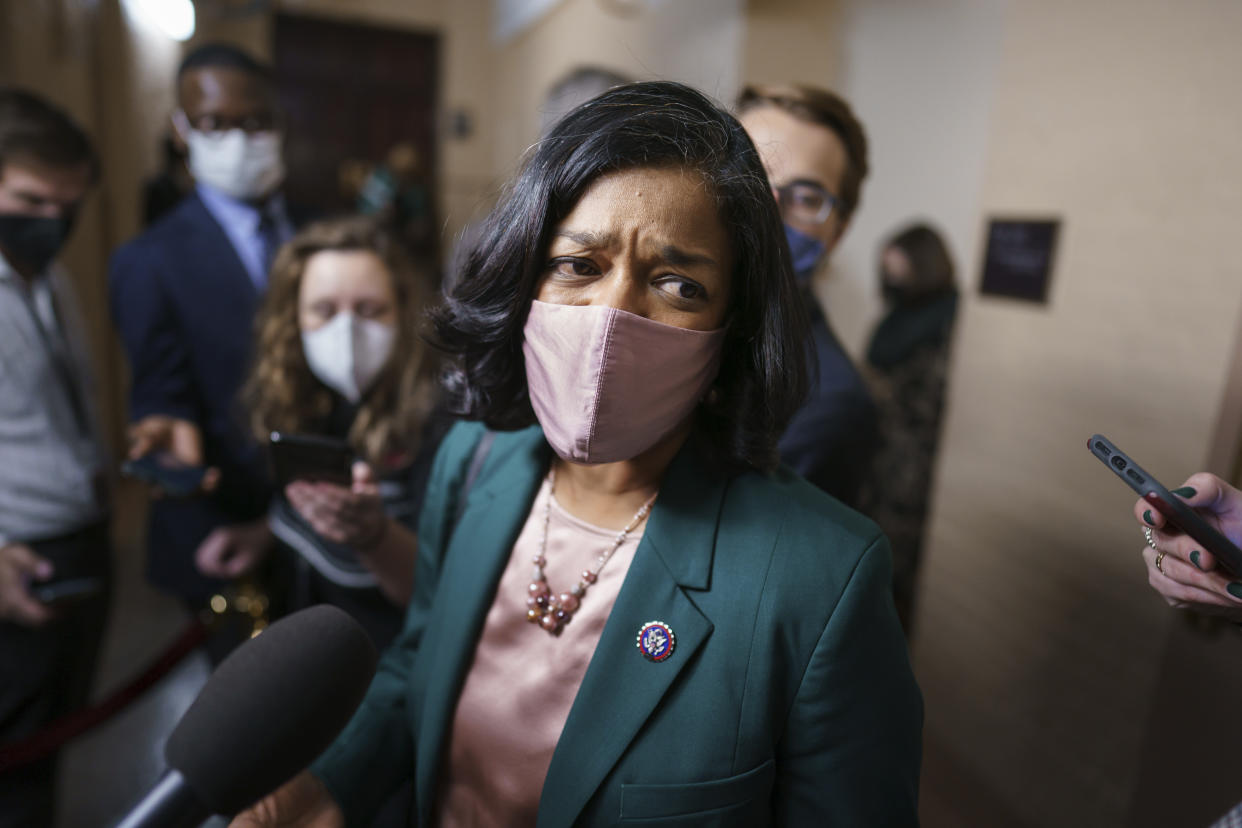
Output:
(178, 112), (286, 201)
(301, 313), (396, 404)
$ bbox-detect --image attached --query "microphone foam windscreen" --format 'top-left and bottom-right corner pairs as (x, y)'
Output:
(165, 604), (378, 815)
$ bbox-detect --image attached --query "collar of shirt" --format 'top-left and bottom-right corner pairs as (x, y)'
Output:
(1, 248), (70, 343)
(0, 248), (16, 283)
(195, 182), (293, 291)
(0, 247), (59, 294)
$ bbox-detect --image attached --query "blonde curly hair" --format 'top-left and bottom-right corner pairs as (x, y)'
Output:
(242, 216), (437, 468)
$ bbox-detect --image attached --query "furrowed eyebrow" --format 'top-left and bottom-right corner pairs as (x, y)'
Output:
(555, 230), (610, 247)
(659, 245), (716, 268)
(554, 231), (716, 268)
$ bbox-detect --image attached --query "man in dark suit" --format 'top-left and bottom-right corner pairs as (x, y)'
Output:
(736, 85), (880, 508)
(109, 44), (296, 620)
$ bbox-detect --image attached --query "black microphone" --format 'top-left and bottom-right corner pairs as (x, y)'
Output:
(114, 604), (378, 827)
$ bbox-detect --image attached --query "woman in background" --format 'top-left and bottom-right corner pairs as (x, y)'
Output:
(195, 217), (446, 648)
(858, 222), (959, 634)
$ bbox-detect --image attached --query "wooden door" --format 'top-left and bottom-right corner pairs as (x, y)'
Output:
(273, 13), (439, 261)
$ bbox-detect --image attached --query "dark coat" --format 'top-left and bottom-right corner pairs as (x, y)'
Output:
(777, 297), (879, 508)
(313, 422), (922, 827)
(108, 193), (274, 599)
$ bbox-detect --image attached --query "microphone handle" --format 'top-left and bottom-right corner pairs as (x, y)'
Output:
(113, 768), (211, 828)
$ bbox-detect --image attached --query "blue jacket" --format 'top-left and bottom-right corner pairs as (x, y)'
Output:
(109, 193), (272, 599)
(313, 422), (922, 826)
(778, 296), (879, 509)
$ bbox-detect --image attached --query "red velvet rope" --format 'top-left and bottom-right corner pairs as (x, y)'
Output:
(0, 619), (208, 771)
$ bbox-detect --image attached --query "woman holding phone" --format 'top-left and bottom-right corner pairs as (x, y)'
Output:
(1134, 472), (1242, 616)
(234, 82), (920, 827)
(196, 217), (445, 647)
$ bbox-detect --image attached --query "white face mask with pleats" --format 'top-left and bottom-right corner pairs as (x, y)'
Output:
(301, 313), (396, 403)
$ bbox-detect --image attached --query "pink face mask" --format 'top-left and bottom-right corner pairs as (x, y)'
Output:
(523, 300), (726, 464)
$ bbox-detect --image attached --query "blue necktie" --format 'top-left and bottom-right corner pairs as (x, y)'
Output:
(255, 206), (283, 290)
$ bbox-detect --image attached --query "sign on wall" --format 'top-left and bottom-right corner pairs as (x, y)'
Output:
(979, 218), (1061, 304)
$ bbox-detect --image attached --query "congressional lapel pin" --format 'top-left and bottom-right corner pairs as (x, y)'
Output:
(636, 620), (675, 662)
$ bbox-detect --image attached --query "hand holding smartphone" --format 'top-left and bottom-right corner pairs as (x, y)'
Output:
(30, 576), (104, 608)
(121, 452), (209, 497)
(1087, 434), (1242, 575)
(269, 432), (354, 487)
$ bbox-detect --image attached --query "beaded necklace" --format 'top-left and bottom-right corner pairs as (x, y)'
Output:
(525, 468), (658, 635)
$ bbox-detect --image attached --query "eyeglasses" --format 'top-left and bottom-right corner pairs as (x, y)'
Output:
(175, 109), (279, 136)
(774, 180), (844, 225)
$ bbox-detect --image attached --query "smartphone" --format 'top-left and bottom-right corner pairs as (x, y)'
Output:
(30, 576), (104, 608)
(120, 452), (208, 497)
(269, 432), (354, 487)
(1088, 433), (1242, 575)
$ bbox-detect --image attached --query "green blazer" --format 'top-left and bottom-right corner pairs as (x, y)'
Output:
(313, 422), (922, 826)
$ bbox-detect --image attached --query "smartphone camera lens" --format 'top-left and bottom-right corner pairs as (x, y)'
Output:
(1111, 455), (1127, 471)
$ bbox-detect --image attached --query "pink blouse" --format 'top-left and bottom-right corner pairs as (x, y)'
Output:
(436, 476), (647, 827)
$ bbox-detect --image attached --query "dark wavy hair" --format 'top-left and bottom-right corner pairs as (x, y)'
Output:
(431, 81), (808, 473)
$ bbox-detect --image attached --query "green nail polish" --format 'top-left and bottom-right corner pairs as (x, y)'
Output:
(1143, 510), (1156, 526)
(1172, 486), (1197, 498)
(1191, 550), (1203, 570)
(1228, 583), (1242, 600)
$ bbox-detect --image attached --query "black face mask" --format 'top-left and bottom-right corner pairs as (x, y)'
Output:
(880, 277), (904, 305)
(0, 213), (76, 275)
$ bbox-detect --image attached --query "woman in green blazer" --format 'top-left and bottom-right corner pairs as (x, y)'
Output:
(235, 81), (921, 827)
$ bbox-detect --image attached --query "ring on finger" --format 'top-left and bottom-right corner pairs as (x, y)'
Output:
(1143, 526), (1160, 551)
(1155, 548), (1168, 576)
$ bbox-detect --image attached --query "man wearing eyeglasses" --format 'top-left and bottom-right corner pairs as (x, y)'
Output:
(109, 44), (297, 645)
(736, 85), (879, 508)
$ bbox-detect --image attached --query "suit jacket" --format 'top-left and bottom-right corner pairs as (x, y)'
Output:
(108, 193), (273, 599)
(777, 296), (879, 510)
(313, 422), (922, 826)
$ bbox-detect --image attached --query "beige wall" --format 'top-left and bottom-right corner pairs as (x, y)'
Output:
(888, 0), (1242, 824)
(824, 0), (1011, 359)
(491, 0), (744, 175)
(741, 0), (841, 107)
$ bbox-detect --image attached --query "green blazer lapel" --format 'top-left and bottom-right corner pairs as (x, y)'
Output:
(413, 428), (549, 820)
(536, 444), (729, 828)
